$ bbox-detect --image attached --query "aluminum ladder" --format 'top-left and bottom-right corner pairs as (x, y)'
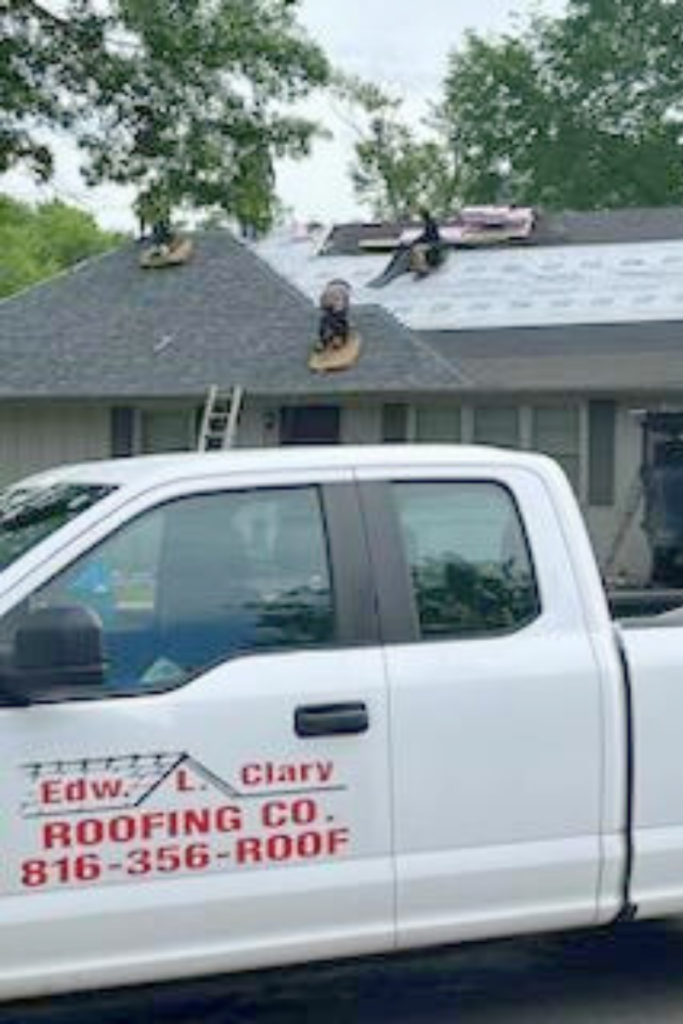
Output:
(197, 386), (244, 451)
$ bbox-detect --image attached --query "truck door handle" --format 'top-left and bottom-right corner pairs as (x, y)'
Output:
(295, 702), (369, 738)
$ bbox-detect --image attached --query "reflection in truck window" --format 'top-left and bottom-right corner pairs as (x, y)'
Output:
(393, 482), (540, 638)
(0, 483), (116, 572)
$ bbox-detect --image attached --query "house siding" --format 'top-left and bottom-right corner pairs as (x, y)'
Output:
(0, 403), (109, 485)
(0, 395), (659, 585)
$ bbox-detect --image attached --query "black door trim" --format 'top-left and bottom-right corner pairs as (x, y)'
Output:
(356, 481), (419, 645)
(321, 483), (380, 647)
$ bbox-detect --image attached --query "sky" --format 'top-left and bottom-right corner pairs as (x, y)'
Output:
(1, 0), (566, 230)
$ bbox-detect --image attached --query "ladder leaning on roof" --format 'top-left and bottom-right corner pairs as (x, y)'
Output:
(197, 386), (244, 451)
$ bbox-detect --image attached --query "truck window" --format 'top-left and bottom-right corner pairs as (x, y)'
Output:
(392, 482), (540, 639)
(4, 487), (335, 694)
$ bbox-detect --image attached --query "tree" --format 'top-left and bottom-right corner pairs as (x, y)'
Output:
(437, 29), (556, 206)
(439, 0), (683, 209)
(0, 195), (122, 299)
(342, 0), (683, 217)
(334, 74), (461, 221)
(0, 2), (109, 181)
(1, 1), (330, 232)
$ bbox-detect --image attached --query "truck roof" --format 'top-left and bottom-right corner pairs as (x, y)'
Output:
(20, 445), (557, 490)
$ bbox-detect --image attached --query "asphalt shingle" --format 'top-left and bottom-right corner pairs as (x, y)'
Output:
(423, 322), (683, 393)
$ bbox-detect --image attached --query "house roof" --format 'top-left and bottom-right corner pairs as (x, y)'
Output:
(423, 321), (683, 393)
(6, 216), (683, 405)
(0, 231), (464, 399)
(256, 230), (683, 333)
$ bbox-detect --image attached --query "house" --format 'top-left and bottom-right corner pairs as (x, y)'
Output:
(256, 209), (683, 584)
(3, 211), (683, 583)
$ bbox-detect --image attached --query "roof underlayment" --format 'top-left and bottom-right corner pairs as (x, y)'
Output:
(255, 235), (683, 332)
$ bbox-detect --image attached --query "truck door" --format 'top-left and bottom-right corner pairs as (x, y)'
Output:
(0, 477), (392, 1000)
(358, 466), (605, 948)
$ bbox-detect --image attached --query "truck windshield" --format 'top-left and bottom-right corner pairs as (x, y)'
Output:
(0, 483), (116, 572)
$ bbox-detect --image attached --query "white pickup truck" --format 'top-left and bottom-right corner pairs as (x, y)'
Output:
(0, 445), (679, 1002)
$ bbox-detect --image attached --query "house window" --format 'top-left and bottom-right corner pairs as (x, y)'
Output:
(473, 407), (520, 448)
(532, 407), (581, 490)
(415, 407), (461, 443)
(141, 411), (194, 454)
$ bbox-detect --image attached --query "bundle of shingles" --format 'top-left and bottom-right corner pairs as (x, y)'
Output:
(399, 206), (535, 248)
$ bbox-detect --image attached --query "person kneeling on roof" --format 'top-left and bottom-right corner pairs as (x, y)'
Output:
(316, 279), (352, 352)
(409, 208), (444, 277)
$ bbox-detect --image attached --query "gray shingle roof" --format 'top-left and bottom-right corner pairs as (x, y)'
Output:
(0, 232), (465, 398)
(531, 207), (683, 247)
(423, 321), (683, 393)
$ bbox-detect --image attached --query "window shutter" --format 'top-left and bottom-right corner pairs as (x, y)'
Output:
(382, 404), (409, 443)
(110, 407), (136, 458)
(589, 400), (616, 506)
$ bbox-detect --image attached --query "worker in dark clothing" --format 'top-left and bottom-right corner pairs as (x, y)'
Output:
(316, 279), (352, 352)
(418, 208), (441, 246)
(369, 210), (446, 288)
(151, 218), (173, 248)
(410, 208), (444, 277)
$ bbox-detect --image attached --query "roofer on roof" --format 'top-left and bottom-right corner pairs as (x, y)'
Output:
(316, 279), (352, 352)
(409, 209), (444, 278)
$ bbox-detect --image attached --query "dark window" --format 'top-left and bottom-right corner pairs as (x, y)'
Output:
(3, 488), (335, 696)
(110, 407), (136, 458)
(589, 400), (616, 506)
(280, 406), (340, 445)
(392, 482), (540, 639)
(382, 404), (409, 442)
(0, 483), (116, 572)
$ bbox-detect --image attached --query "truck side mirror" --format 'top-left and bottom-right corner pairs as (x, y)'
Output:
(11, 606), (106, 701)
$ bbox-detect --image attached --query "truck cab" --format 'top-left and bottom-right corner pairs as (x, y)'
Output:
(0, 446), (679, 1003)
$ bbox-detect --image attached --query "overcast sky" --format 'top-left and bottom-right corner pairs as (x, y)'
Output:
(1, 0), (566, 230)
